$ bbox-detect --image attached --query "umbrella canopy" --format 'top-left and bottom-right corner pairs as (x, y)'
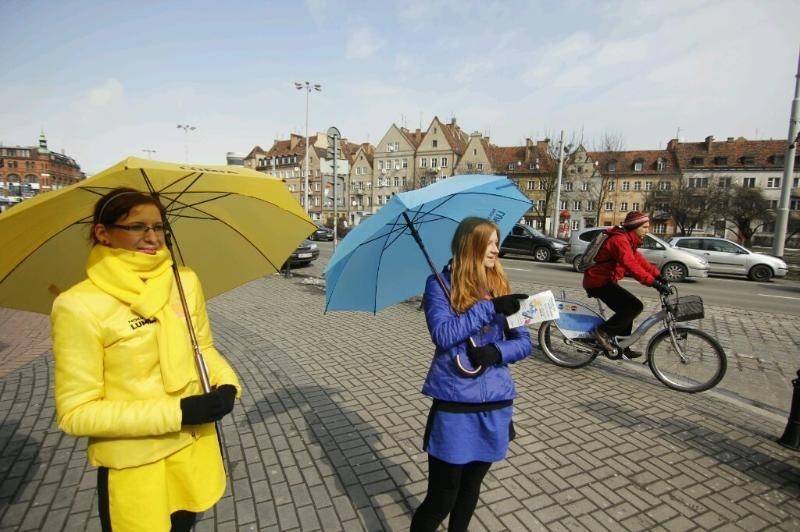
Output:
(324, 174), (532, 313)
(0, 156), (315, 314)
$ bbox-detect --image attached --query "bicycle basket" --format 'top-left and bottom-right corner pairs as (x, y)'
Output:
(669, 295), (704, 322)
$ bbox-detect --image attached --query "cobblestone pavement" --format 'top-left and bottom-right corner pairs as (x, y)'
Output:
(1, 273), (799, 531)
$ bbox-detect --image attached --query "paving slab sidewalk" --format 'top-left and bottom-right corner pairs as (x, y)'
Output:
(0, 274), (799, 531)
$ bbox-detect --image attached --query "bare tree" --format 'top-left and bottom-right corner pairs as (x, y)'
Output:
(588, 132), (625, 224)
(532, 130), (581, 230)
(707, 183), (773, 246)
(644, 176), (713, 236)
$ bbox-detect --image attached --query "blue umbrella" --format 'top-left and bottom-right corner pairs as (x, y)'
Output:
(324, 174), (532, 313)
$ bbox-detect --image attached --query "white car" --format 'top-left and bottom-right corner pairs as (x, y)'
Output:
(565, 227), (709, 282)
(668, 236), (788, 282)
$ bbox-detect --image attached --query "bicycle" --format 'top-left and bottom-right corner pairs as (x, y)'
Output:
(536, 286), (727, 393)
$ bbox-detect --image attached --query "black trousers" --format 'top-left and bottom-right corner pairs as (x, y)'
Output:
(585, 283), (644, 337)
(410, 455), (492, 532)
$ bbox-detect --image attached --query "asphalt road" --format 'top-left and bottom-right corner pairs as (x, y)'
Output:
(307, 241), (800, 316)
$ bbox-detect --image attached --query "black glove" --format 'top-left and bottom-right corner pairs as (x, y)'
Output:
(651, 279), (672, 295)
(656, 275), (668, 284)
(467, 343), (502, 367)
(491, 293), (528, 316)
(180, 384), (237, 425)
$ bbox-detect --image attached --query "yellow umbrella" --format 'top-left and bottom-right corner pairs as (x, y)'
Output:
(0, 156), (315, 315)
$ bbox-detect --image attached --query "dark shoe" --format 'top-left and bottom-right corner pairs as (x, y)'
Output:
(591, 327), (613, 351)
(622, 347), (643, 359)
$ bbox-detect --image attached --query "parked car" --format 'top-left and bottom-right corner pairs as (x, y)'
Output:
(310, 225), (334, 241)
(565, 227), (709, 282)
(284, 240), (319, 267)
(668, 236), (788, 281)
(499, 224), (568, 262)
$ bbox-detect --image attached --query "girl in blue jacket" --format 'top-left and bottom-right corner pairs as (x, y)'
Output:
(411, 217), (531, 532)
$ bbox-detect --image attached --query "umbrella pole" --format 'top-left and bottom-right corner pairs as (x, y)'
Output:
(401, 212), (450, 298)
(169, 260), (212, 393)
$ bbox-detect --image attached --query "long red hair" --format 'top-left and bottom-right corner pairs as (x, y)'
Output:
(449, 217), (510, 313)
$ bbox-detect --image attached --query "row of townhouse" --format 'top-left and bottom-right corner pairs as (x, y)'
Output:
(244, 118), (800, 241)
(0, 133), (84, 211)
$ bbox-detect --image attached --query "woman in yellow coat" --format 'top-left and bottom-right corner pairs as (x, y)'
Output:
(51, 187), (241, 532)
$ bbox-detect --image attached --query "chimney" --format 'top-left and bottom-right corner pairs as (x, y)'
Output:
(290, 133), (303, 150)
(667, 138), (678, 151)
(705, 135), (714, 152)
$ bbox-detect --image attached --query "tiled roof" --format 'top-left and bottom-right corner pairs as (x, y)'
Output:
(588, 149), (678, 175)
(670, 137), (790, 170)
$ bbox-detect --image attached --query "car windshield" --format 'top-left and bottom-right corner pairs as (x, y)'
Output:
(531, 229), (547, 238)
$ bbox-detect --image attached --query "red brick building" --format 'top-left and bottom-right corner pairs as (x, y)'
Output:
(0, 133), (83, 210)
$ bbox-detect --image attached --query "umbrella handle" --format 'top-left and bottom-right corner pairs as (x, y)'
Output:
(454, 336), (485, 378)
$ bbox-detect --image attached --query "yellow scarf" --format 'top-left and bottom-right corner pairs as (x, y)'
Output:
(87, 245), (193, 392)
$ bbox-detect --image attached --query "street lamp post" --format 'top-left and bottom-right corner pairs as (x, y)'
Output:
(552, 130), (566, 237)
(295, 81), (322, 215)
(142, 149), (156, 159)
(176, 124), (196, 162)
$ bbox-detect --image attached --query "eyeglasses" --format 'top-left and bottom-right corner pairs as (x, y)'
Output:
(109, 223), (166, 235)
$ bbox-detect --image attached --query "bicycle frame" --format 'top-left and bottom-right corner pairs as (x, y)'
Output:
(550, 289), (674, 356)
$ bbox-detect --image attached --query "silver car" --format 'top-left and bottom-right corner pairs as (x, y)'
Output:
(565, 227), (709, 282)
(668, 236), (788, 282)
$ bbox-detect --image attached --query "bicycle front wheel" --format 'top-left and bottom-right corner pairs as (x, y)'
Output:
(647, 327), (726, 393)
(537, 321), (598, 368)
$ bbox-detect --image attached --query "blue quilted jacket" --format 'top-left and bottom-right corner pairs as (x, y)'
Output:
(420, 268), (531, 403)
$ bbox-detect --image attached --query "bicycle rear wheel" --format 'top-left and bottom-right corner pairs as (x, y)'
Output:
(537, 321), (598, 368)
(647, 327), (726, 392)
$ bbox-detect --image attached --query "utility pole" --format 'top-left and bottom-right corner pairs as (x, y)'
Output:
(552, 130), (566, 238)
(176, 124), (196, 162)
(773, 48), (800, 258)
(295, 82), (322, 215)
(327, 126), (341, 249)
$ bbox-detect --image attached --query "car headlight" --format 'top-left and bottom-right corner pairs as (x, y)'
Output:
(308, 242), (318, 250)
(552, 242), (565, 249)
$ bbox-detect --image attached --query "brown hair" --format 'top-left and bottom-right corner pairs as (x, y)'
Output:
(90, 187), (167, 245)
(449, 217), (510, 313)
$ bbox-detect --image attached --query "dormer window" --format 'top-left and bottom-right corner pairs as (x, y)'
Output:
(690, 157), (704, 166)
(772, 155), (785, 165)
(607, 160), (617, 173)
(656, 158), (666, 171)
(741, 156), (755, 165)
(633, 159), (643, 172)
(714, 156), (728, 166)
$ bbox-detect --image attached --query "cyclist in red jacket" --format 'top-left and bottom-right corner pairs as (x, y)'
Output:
(582, 211), (671, 358)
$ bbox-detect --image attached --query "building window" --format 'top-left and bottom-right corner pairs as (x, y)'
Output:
(633, 160), (643, 172)
(793, 177), (799, 188)
(563, 182), (573, 191)
(658, 181), (671, 191)
(767, 177), (781, 188)
(741, 156), (755, 165)
(432, 140), (438, 148)
(581, 182), (589, 191)
(431, 157), (439, 168)
(690, 157), (704, 166)
(526, 180), (535, 190)
(572, 200), (581, 210)
(403, 159), (408, 169)
(387, 142), (395, 152)
(473, 148), (477, 156)
(645, 181), (653, 191)
(718, 176), (732, 187)
(769, 200), (778, 209)
(537, 200), (546, 210)
(620, 202), (628, 211)
(420, 177), (427, 187)
(714, 156), (728, 166)
(467, 162), (474, 170)
(622, 181), (630, 191)
(508, 163), (515, 170)
(588, 201), (597, 211)
(559, 200), (566, 210)
(742, 177), (756, 188)
(688, 177), (708, 188)
(477, 163), (483, 171)
(441, 157), (448, 167)
(607, 182), (615, 191)
(772, 155), (785, 165)
(571, 220), (580, 230)
(791, 199), (799, 210)
(632, 202), (640, 211)
(393, 176), (399, 187)
(607, 161), (616, 173)
(604, 202), (613, 211)
(420, 158), (428, 168)
(378, 160), (384, 170)
(656, 158), (666, 171)
(654, 223), (667, 233)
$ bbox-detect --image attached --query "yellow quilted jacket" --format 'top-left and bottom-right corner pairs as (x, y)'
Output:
(51, 267), (241, 469)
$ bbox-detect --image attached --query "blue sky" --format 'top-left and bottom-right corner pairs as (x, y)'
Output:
(2, 0), (799, 174)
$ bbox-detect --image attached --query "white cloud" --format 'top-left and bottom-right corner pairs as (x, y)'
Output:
(346, 28), (382, 59)
(86, 78), (123, 107)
